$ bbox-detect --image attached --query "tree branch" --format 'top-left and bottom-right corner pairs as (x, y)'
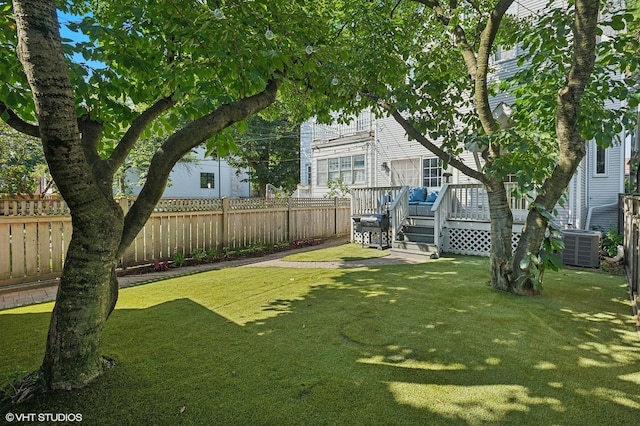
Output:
(381, 100), (488, 184)
(414, 0), (478, 80)
(475, 0), (515, 136)
(108, 96), (175, 173)
(80, 118), (103, 167)
(117, 78), (281, 255)
(0, 102), (40, 137)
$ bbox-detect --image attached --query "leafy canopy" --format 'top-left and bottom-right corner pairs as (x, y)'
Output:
(0, 0), (342, 154)
(225, 115), (301, 195)
(305, 0), (639, 195)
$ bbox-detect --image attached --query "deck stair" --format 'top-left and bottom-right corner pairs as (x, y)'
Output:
(392, 216), (439, 259)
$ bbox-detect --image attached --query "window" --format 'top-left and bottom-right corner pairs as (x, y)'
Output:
(316, 154), (366, 186)
(200, 172), (215, 189)
(595, 146), (607, 175)
(340, 157), (352, 183)
(423, 158), (442, 187)
(391, 158), (421, 186)
(353, 155), (365, 183)
(317, 159), (328, 185)
(492, 45), (517, 62)
(328, 158), (340, 181)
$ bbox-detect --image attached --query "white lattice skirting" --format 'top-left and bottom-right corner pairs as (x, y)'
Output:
(353, 230), (391, 247)
(444, 227), (521, 256)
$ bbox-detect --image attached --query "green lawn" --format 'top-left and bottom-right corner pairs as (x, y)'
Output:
(282, 243), (391, 262)
(1, 251), (639, 425)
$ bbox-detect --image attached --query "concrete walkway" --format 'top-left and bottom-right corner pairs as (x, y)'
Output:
(0, 238), (423, 311)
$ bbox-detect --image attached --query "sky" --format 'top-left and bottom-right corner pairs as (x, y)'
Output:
(57, 10), (105, 71)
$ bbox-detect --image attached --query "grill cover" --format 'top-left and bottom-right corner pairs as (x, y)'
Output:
(360, 214), (390, 230)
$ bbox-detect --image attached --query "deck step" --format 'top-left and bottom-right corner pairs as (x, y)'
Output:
(401, 221), (435, 244)
(406, 216), (435, 226)
(391, 241), (439, 260)
(402, 232), (434, 244)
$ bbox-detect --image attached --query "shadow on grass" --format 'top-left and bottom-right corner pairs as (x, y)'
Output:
(1, 259), (638, 425)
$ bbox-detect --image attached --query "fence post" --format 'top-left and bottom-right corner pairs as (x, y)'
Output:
(334, 197), (339, 236)
(118, 197), (131, 216)
(287, 198), (293, 242)
(117, 198), (131, 268)
(221, 198), (229, 249)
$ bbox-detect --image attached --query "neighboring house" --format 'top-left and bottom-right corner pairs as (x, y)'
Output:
(302, 106), (626, 232)
(129, 147), (252, 199)
(301, 7), (626, 234)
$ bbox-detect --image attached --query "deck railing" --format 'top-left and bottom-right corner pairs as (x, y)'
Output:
(350, 183), (531, 252)
(443, 183), (530, 223)
(313, 110), (373, 142)
(350, 187), (403, 216)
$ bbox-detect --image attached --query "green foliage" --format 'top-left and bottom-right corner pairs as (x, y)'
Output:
(0, 121), (52, 197)
(171, 251), (186, 267)
(206, 247), (219, 260)
(518, 204), (565, 291)
(190, 248), (207, 262)
(223, 115), (300, 195)
(1, 0), (342, 152)
(602, 226), (623, 257)
(324, 179), (351, 198)
(502, 2), (640, 151)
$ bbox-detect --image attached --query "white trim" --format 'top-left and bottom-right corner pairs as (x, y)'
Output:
(593, 142), (608, 177)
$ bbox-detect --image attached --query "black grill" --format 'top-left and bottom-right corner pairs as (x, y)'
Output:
(355, 214), (390, 250)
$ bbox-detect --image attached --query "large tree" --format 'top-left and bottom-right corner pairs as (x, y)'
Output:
(313, 0), (638, 293)
(224, 115), (301, 197)
(1, 0), (337, 394)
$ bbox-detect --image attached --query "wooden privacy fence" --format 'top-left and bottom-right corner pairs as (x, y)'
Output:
(620, 195), (640, 326)
(0, 197), (351, 288)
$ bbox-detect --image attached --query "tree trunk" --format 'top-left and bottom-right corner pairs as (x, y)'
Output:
(13, 0), (124, 391)
(512, 0), (598, 288)
(486, 179), (514, 291)
(12, 0), (281, 396)
(42, 201), (123, 389)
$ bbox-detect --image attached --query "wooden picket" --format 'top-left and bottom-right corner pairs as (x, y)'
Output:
(0, 197), (351, 288)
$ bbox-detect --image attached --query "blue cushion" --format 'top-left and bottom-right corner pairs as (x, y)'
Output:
(408, 187), (426, 202)
(426, 191), (438, 203)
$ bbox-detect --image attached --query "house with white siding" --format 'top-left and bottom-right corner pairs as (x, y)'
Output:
(128, 147), (252, 199)
(300, 0), (629, 257)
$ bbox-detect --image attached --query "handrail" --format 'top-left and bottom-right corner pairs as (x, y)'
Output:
(389, 186), (409, 244)
(432, 184), (451, 250)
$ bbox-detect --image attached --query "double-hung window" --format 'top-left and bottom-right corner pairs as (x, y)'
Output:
(316, 154), (366, 186)
(423, 158), (442, 187)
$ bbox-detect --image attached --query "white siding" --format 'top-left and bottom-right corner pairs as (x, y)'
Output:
(303, 0), (627, 231)
(129, 147), (251, 199)
(300, 121), (313, 185)
(587, 138), (624, 231)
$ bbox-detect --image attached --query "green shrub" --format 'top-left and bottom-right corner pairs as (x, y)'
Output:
(206, 248), (218, 259)
(191, 248), (207, 261)
(602, 226), (623, 257)
(172, 251), (186, 266)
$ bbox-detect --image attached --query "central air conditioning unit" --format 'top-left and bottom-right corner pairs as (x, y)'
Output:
(560, 230), (602, 268)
